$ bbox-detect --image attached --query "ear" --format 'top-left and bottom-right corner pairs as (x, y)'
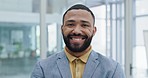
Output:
(93, 26), (97, 36)
(61, 25), (63, 31)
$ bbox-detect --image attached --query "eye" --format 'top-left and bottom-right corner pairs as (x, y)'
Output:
(82, 24), (89, 27)
(66, 23), (75, 27)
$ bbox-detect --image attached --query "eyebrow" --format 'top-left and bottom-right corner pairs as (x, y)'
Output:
(65, 20), (90, 24)
(65, 20), (75, 23)
(81, 20), (90, 24)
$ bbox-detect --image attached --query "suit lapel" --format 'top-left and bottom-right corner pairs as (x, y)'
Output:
(56, 52), (72, 78)
(83, 51), (100, 78)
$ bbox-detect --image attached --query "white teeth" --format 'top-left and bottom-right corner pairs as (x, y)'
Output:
(72, 38), (82, 40)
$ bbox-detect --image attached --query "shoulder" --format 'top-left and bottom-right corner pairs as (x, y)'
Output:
(92, 50), (117, 64)
(91, 50), (125, 77)
(31, 51), (65, 78)
(37, 51), (65, 68)
(91, 50), (120, 70)
(90, 51), (125, 78)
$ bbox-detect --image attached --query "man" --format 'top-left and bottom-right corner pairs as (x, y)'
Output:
(31, 4), (125, 78)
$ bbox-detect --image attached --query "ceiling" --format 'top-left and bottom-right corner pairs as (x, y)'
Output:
(0, 0), (105, 27)
(46, 0), (104, 13)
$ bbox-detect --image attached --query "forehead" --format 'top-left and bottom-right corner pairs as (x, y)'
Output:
(64, 9), (94, 22)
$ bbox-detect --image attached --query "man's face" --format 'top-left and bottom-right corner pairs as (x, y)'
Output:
(62, 9), (96, 52)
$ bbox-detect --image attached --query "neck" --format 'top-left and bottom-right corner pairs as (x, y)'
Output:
(65, 46), (91, 57)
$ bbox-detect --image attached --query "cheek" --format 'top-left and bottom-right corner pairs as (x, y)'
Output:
(84, 29), (94, 37)
(62, 28), (72, 36)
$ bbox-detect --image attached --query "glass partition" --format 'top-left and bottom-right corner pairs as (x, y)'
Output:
(133, 16), (148, 78)
(0, 24), (38, 78)
(0, 0), (40, 77)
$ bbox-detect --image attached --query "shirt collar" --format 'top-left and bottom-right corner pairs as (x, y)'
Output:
(64, 46), (92, 63)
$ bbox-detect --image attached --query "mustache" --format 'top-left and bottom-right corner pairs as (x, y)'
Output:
(67, 33), (88, 39)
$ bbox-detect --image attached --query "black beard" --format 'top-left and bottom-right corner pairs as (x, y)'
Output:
(62, 33), (93, 52)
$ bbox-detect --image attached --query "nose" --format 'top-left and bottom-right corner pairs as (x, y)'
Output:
(72, 25), (82, 34)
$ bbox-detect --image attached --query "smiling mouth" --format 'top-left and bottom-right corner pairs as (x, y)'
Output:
(68, 35), (87, 44)
(69, 36), (86, 40)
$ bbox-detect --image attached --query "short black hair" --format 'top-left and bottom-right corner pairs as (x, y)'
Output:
(62, 4), (95, 25)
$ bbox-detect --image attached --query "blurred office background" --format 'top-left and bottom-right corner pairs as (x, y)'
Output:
(0, 0), (148, 78)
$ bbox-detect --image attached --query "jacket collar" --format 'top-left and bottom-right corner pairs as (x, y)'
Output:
(56, 51), (72, 78)
(82, 50), (100, 78)
(56, 50), (100, 78)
